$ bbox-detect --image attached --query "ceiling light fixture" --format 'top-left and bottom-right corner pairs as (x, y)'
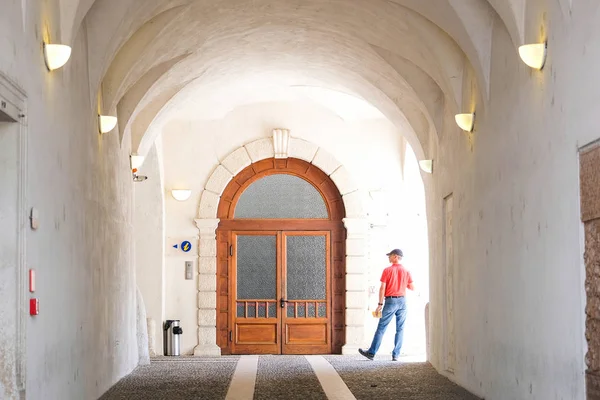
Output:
(43, 43), (72, 71)
(455, 113), (475, 132)
(98, 115), (118, 134)
(171, 189), (192, 202)
(518, 42), (547, 70)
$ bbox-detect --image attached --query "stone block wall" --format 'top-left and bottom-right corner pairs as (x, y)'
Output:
(581, 144), (600, 400)
(586, 219), (600, 399)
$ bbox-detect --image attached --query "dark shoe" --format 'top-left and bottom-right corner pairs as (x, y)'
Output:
(358, 348), (374, 360)
(392, 356), (398, 361)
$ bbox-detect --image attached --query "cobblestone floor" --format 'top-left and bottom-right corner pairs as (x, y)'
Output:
(98, 357), (238, 400)
(98, 356), (480, 400)
(325, 355), (480, 400)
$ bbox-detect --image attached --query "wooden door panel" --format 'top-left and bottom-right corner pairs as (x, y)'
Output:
(231, 232), (281, 354)
(228, 229), (338, 355)
(285, 323), (327, 344)
(216, 159), (346, 355)
(281, 231), (331, 354)
(283, 321), (330, 353)
(216, 231), (230, 353)
(236, 323), (278, 344)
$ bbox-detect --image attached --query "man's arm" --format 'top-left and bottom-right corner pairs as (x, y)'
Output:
(376, 282), (386, 311)
(407, 272), (415, 291)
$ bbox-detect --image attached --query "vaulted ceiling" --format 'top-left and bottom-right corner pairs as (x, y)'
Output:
(58, 0), (550, 158)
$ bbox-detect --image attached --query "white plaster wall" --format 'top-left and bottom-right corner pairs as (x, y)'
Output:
(162, 227), (199, 356)
(162, 100), (405, 199)
(163, 254), (198, 355)
(0, 2), (138, 399)
(426, 4), (598, 399)
(134, 144), (165, 355)
(160, 100), (413, 355)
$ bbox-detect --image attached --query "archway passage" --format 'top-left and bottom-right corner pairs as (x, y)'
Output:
(216, 158), (346, 355)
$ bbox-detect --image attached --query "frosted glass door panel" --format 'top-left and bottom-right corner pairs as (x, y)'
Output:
(234, 174), (328, 219)
(286, 235), (326, 300)
(237, 235), (276, 300)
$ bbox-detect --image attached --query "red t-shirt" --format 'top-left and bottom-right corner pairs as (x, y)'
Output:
(380, 264), (414, 296)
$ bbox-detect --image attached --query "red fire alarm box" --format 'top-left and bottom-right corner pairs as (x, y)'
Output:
(29, 298), (39, 316)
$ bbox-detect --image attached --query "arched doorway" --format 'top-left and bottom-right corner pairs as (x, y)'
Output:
(216, 158), (346, 354)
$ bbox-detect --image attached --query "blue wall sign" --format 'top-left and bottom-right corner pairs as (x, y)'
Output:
(181, 241), (192, 253)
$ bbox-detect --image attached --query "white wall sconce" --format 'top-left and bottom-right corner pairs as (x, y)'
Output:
(43, 43), (72, 71)
(171, 189), (192, 201)
(98, 115), (118, 134)
(133, 174), (148, 182)
(455, 113), (475, 132)
(418, 160), (433, 174)
(518, 43), (547, 70)
(130, 154), (145, 170)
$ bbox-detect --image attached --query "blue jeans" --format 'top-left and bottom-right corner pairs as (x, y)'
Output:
(367, 297), (407, 358)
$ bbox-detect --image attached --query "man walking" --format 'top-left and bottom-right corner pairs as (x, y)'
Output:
(359, 248), (414, 361)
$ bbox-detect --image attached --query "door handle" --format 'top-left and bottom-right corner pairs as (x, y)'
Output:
(280, 298), (287, 308)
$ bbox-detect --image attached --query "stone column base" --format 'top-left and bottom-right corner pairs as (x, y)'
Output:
(193, 344), (222, 357)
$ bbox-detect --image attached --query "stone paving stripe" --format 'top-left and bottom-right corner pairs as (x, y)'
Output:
(225, 355), (259, 400)
(254, 355), (328, 400)
(306, 355), (357, 400)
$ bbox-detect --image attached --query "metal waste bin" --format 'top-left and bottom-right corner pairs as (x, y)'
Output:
(163, 320), (183, 356)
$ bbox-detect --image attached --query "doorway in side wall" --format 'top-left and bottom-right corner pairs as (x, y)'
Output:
(365, 144), (430, 362)
(0, 73), (27, 397)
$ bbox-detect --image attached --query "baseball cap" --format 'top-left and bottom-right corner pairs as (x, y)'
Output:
(386, 249), (403, 257)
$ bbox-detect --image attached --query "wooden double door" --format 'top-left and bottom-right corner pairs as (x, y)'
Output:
(230, 230), (331, 354)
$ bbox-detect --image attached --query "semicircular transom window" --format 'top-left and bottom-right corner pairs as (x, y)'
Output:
(234, 174), (329, 219)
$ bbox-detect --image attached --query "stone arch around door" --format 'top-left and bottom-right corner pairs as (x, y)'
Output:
(193, 136), (369, 356)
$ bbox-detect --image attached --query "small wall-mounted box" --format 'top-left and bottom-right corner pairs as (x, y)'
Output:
(185, 261), (193, 280)
(30, 298), (39, 316)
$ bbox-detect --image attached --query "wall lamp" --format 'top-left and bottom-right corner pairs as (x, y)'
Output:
(98, 115), (118, 134)
(171, 189), (192, 202)
(518, 42), (547, 70)
(132, 173), (148, 182)
(418, 160), (433, 174)
(43, 43), (72, 71)
(455, 113), (475, 132)
(130, 154), (145, 170)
